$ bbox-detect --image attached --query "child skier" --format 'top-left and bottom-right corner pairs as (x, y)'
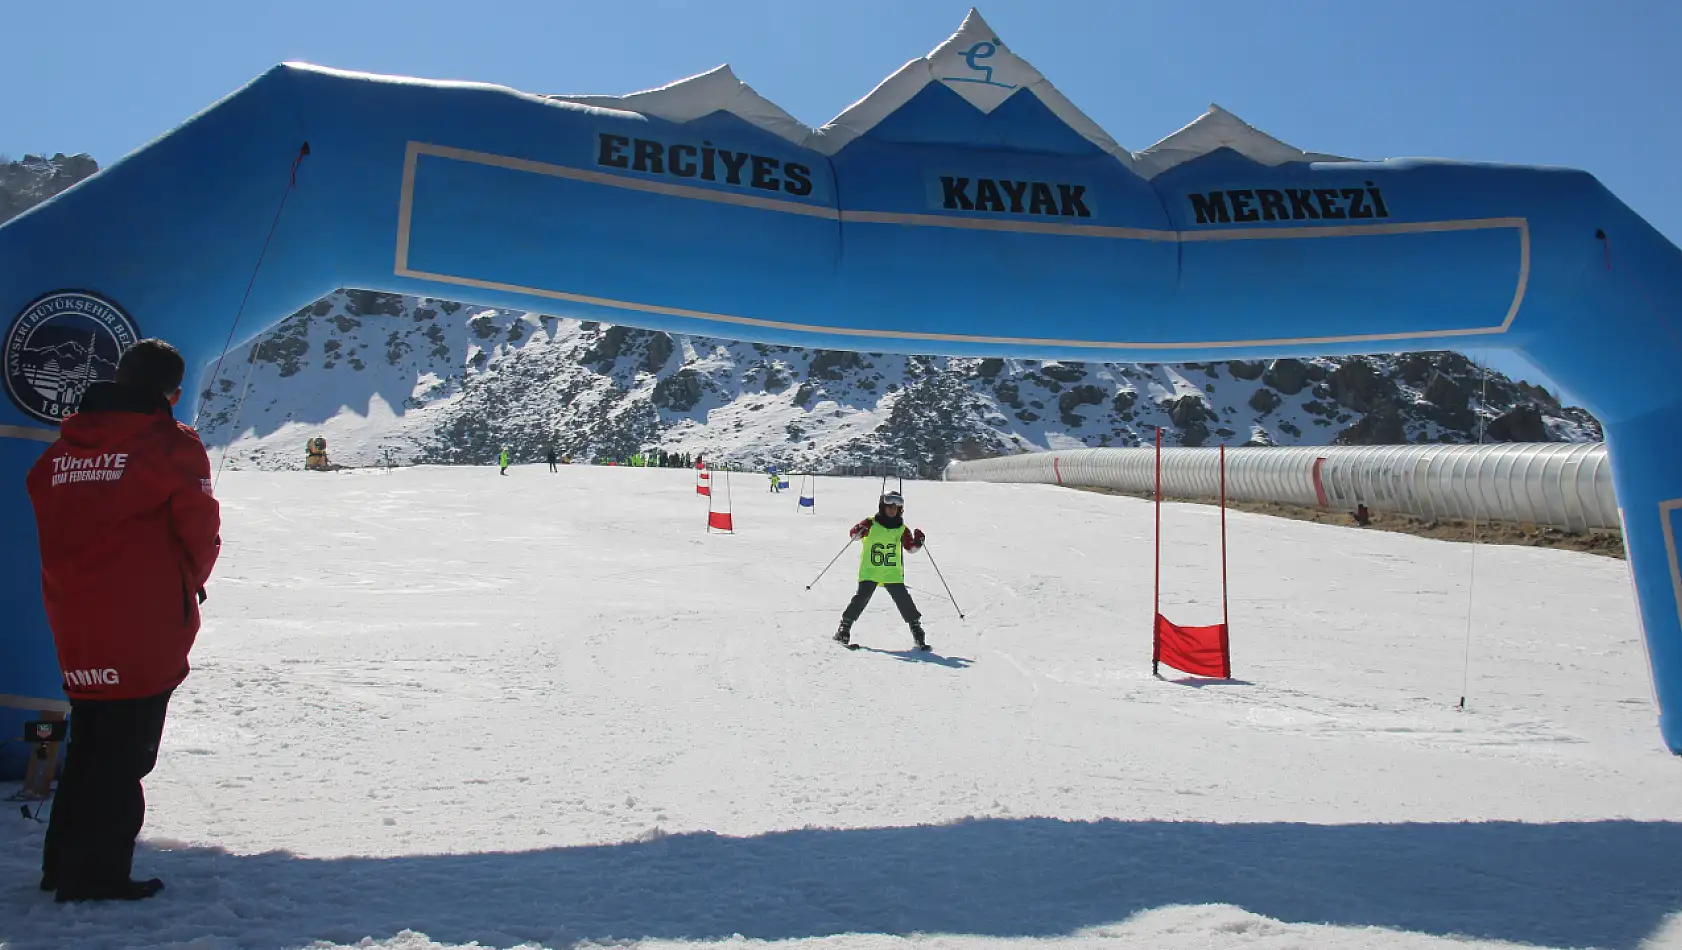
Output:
(499, 447), (510, 476)
(835, 490), (929, 651)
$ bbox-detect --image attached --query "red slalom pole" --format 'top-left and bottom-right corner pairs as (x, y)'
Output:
(1219, 443), (1232, 678)
(1153, 426), (1162, 676)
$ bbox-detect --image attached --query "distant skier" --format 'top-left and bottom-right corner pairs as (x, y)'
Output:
(769, 471), (781, 493)
(546, 448), (558, 473)
(834, 490), (928, 651)
(499, 447), (510, 476)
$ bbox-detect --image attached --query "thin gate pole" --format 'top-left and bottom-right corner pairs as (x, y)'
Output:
(1219, 443), (1232, 678)
(706, 464), (715, 530)
(1153, 427), (1162, 676)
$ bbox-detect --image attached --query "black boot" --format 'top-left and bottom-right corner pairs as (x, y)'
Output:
(834, 620), (857, 650)
(55, 877), (164, 903)
(911, 623), (930, 652)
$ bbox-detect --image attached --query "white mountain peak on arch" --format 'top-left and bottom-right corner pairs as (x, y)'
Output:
(548, 64), (812, 148)
(807, 8), (1131, 165)
(537, 12), (1356, 178)
(1132, 104), (1357, 179)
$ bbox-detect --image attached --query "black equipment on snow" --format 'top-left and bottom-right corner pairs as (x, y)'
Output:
(12, 717), (67, 821)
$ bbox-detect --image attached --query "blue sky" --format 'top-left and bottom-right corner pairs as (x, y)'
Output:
(5, 0), (1678, 397)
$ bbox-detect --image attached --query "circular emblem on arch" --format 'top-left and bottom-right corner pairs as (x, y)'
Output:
(4, 290), (140, 425)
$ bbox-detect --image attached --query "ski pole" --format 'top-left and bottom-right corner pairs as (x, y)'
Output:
(805, 538), (857, 590)
(921, 542), (966, 620)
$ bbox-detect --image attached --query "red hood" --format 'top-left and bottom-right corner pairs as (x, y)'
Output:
(55, 382), (179, 453)
(58, 407), (173, 453)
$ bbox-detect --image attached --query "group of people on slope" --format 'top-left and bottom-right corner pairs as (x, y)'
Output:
(499, 448), (700, 474)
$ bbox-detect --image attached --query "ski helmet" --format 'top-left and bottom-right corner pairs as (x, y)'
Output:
(880, 490), (905, 508)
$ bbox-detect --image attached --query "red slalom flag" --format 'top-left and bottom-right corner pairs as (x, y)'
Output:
(696, 484), (711, 496)
(1153, 614), (1231, 679)
(707, 510), (734, 532)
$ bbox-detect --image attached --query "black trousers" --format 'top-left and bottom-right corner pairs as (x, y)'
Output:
(842, 581), (921, 625)
(43, 690), (172, 888)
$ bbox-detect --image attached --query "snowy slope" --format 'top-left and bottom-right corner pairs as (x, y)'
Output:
(3, 467), (1679, 949)
(193, 291), (1601, 477)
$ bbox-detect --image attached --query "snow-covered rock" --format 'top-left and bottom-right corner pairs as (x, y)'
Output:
(194, 291), (1600, 476)
(0, 151), (99, 225)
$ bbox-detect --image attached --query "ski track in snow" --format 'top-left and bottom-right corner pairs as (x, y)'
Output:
(4, 466), (1681, 950)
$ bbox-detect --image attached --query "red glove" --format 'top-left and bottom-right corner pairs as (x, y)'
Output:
(904, 528), (925, 551)
(850, 518), (873, 540)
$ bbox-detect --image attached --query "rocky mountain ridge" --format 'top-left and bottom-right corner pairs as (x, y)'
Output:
(192, 291), (1600, 478)
(0, 152), (99, 226)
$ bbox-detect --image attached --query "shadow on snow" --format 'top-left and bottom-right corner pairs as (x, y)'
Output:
(6, 817), (1681, 949)
(854, 645), (975, 669)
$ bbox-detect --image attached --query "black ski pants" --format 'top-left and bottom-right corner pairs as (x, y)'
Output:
(43, 689), (172, 889)
(842, 581), (921, 625)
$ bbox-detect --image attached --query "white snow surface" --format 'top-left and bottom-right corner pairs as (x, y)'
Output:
(4, 467), (1681, 950)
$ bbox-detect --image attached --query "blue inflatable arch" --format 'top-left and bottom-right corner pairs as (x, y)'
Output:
(4, 10), (1682, 754)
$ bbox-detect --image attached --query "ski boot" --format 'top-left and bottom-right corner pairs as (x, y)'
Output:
(834, 620), (858, 650)
(910, 622), (931, 652)
(55, 877), (165, 903)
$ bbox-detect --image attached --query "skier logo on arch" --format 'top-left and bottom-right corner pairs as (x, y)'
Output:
(942, 38), (1019, 91)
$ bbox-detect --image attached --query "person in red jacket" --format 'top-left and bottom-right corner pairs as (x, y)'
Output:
(26, 338), (221, 903)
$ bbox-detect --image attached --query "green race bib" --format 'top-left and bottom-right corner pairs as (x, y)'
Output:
(858, 520), (905, 584)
